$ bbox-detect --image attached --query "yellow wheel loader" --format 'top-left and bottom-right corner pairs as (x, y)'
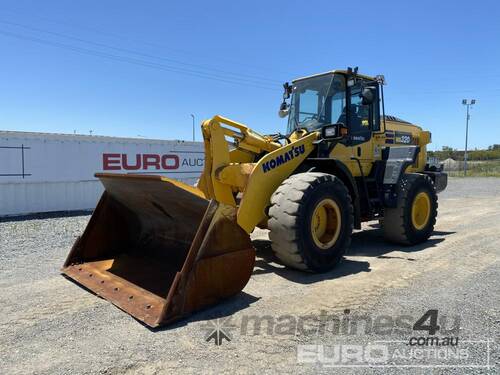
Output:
(62, 68), (447, 327)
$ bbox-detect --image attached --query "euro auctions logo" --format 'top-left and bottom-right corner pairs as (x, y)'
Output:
(298, 344), (389, 366)
(102, 153), (203, 171)
(297, 341), (493, 369)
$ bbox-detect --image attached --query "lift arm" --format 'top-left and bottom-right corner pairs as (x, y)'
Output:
(197, 115), (318, 233)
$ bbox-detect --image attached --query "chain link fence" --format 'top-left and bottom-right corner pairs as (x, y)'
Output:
(441, 158), (500, 177)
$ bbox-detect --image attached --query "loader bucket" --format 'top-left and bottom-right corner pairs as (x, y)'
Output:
(62, 173), (255, 327)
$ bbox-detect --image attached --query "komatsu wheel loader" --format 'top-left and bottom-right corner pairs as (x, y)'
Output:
(62, 68), (447, 327)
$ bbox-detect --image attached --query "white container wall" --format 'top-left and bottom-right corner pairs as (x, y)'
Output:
(0, 131), (204, 216)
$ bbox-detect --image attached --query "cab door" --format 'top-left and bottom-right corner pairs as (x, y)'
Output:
(346, 81), (379, 174)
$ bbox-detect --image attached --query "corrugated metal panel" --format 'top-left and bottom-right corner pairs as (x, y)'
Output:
(0, 131), (204, 216)
(0, 181), (102, 215)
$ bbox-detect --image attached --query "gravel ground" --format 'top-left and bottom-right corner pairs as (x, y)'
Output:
(0, 177), (498, 374)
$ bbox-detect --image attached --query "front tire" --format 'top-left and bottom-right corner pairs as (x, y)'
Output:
(268, 172), (353, 272)
(383, 174), (438, 245)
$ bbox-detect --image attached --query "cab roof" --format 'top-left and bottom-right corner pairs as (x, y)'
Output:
(292, 70), (376, 83)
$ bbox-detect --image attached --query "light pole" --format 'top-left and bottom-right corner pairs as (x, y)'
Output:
(461, 99), (476, 176)
(190, 114), (195, 142)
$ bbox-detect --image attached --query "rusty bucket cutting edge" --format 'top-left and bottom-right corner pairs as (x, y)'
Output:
(62, 173), (255, 327)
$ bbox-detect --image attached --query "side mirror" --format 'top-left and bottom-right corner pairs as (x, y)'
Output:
(361, 87), (375, 105)
(282, 82), (292, 99)
(278, 101), (289, 118)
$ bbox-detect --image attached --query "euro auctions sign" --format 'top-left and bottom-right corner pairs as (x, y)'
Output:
(0, 132), (204, 184)
(0, 132), (204, 215)
(98, 147), (204, 181)
(102, 153), (204, 171)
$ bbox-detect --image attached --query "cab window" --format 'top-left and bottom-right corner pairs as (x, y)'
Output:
(287, 74), (346, 133)
(349, 85), (371, 135)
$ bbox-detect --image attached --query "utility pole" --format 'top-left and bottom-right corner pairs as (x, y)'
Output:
(461, 99), (476, 176)
(190, 114), (195, 142)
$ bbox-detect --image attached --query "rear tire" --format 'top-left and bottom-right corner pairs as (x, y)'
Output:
(383, 173), (438, 245)
(268, 172), (353, 272)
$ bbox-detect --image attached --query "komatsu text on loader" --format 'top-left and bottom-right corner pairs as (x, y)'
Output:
(62, 68), (448, 327)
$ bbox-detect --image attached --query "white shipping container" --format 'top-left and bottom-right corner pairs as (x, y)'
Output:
(0, 131), (204, 216)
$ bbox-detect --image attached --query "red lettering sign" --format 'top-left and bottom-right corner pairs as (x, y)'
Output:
(102, 153), (182, 171)
(121, 154), (141, 170)
(102, 153), (121, 170)
(161, 155), (179, 170)
(142, 154), (160, 170)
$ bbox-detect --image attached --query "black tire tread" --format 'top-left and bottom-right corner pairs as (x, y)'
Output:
(268, 172), (353, 271)
(383, 173), (438, 245)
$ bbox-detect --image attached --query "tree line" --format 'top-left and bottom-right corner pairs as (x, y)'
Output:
(428, 145), (500, 161)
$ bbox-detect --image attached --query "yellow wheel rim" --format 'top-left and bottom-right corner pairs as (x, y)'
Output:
(310, 198), (341, 249)
(411, 191), (431, 230)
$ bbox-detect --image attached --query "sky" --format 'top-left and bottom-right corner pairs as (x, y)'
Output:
(0, 0), (499, 150)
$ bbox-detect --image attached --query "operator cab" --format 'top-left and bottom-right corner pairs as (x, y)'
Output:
(281, 69), (381, 146)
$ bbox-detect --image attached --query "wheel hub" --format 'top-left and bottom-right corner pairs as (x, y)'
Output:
(411, 191), (431, 230)
(310, 198), (341, 249)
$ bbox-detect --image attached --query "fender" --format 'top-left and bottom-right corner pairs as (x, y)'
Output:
(305, 158), (362, 229)
(237, 132), (319, 233)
